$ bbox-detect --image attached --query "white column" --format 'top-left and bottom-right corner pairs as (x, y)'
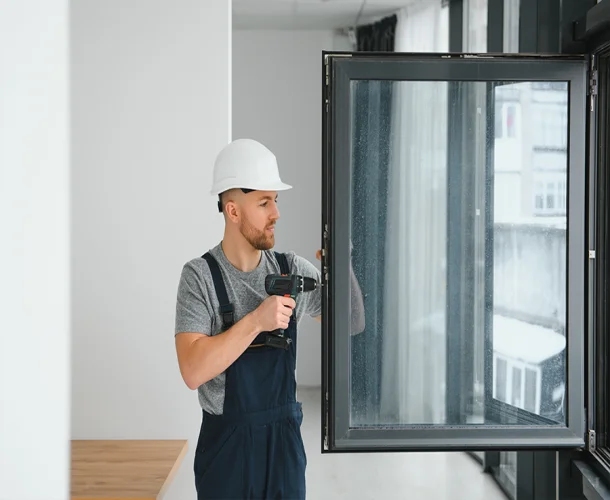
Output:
(0, 1), (71, 499)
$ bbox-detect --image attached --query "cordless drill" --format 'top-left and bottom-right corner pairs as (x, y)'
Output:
(253, 274), (319, 349)
(265, 273), (319, 298)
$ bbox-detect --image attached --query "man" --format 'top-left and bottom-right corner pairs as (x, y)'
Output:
(174, 138), (364, 499)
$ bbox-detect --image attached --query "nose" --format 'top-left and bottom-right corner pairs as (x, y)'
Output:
(271, 203), (280, 220)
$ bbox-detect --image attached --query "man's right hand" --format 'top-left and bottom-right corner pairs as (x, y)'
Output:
(253, 295), (296, 332)
(176, 296), (296, 390)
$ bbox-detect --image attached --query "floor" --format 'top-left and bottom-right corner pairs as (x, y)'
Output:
(298, 387), (507, 500)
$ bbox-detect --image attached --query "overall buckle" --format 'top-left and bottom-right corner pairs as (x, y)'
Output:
(220, 304), (234, 329)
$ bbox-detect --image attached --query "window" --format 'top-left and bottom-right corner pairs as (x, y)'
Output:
(506, 104), (517, 137)
(495, 357), (507, 402)
(322, 53), (586, 452)
(592, 45), (610, 475)
(503, 0), (520, 53)
(493, 355), (543, 415)
(532, 103), (568, 150)
(531, 81), (570, 91)
(497, 451), (518, 498)
(494, 102), (520, 139)
(491, 314), (565, 420)
(535, 183), (544, 210)
(463, 0), (488, 52)
(533, 175), (567, 215)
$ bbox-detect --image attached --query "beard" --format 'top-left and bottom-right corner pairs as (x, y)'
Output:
(240, 214), (275, 250)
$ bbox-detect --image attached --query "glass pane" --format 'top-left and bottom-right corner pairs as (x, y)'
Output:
(503, 0), (520, 52)
(524, 368), (538, 412)
(493, 82), (568, 424)
(511, 367), (522, 407)
(495, 357), (507, 402)
(495, 451), (517, 498)
(464, 0), (488, 52)
(348, 79), (568, 428)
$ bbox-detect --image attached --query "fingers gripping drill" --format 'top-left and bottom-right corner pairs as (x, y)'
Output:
(253, 274), (319, 350)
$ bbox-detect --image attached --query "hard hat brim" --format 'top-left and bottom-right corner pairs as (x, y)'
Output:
(210, 180), (293, 196)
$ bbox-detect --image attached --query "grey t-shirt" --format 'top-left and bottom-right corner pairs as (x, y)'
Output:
(174, 242), (322, 414)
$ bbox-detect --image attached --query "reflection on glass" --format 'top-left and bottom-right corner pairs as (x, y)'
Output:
(491, 82), (567, 424)
(496, 451), (517, 498)
(348, 79), (568, 428)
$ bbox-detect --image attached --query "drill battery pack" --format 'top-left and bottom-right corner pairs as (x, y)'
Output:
(249, 331), (292, 350)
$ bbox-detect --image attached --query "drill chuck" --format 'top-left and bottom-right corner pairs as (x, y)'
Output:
(264, 274), (319, 297)
(301, 276), (318, 292)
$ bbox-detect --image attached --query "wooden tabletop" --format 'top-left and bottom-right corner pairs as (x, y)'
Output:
(71, 439), (188, 500)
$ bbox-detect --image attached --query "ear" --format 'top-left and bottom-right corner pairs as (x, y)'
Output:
(225, 199), (240, 223)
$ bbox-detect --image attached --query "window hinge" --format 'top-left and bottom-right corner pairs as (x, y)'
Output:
(589, 250), (596, 259)
(324, 53), (351, 110)
(588, 429), (597, 452)
(324, 57), (330, 112)
(324, 391), (329, 450)
(323, 224), (329, 281)
(589, 70), (598, 96)
(324, 53), (352, 88)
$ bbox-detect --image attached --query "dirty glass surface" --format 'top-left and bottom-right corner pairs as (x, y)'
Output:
(348, 79), (568, 427)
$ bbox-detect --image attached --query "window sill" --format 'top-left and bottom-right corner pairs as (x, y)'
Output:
(573, 459), (610, 500)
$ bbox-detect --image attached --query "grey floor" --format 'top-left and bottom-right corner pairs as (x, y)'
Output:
(298, 387), (507, 500)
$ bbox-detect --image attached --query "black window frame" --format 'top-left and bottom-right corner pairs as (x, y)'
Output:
(321, 51), (588, 454)
(570, 2), (610, 492)
(592, 45), (610, 471)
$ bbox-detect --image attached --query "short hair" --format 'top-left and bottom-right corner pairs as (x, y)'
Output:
(218, 188), (254, 213)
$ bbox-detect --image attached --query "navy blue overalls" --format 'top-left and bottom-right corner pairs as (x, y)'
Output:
(194, 251), (307, 500)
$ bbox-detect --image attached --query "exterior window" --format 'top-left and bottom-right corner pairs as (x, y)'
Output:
(534, 182), (544, 210)
(495, 358), (507, 402)
(506, 105), (517, 138)
(546, 183), (555, 209)
(533, 175), (567, 215)
(525, 368), (538, 413)
(494, 101), (520, 139)
(532, 104), (568, 150)
(492, 352), (556, 417)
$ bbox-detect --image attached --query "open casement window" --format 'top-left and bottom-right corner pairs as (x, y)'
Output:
(321, 52), (592, 452)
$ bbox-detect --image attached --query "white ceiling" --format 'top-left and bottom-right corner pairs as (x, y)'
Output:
(233, 0), (411, 30)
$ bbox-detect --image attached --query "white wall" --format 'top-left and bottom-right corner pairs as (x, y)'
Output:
(0, 1), (70, 499)
(71, 1), (230, 499)
(233, 30), (351, 387)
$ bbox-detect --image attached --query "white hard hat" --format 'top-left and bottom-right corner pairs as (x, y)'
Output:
(210, 138), (292, 196)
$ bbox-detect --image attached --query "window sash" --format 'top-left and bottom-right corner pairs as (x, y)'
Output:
(322, 52), (587, 452)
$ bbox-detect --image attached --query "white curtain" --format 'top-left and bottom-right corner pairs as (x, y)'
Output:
(379, 1), (450, 425)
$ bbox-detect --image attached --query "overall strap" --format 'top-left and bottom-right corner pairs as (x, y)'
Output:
(202, 252), (234, 330)
(274, 252), (290, 275)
